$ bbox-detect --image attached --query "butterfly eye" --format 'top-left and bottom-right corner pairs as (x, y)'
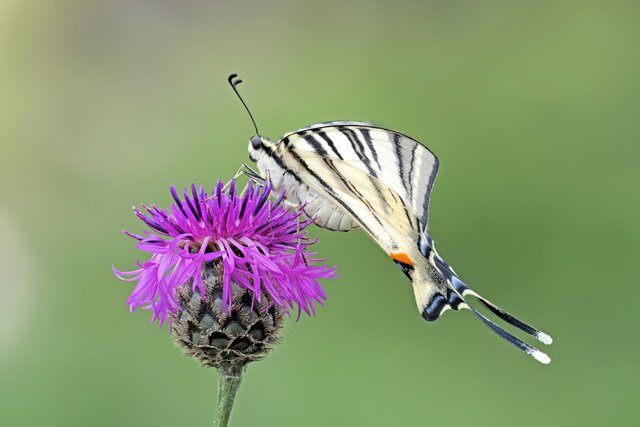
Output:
(251, 136), (262, 149)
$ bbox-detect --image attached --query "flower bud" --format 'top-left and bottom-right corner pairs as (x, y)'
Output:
(170, 261), (285, 369)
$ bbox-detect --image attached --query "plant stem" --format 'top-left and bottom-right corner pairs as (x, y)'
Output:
(214, 364), (245, 427)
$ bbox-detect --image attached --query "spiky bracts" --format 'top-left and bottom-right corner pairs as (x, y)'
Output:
(170, 261), (284, 369)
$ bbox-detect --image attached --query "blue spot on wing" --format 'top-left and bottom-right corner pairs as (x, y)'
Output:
(422, 294), (447, 321)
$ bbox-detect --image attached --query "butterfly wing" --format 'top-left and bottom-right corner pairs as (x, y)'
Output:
(280, 122), (439, 237)
(278, 123), (450, 319)
(284, 150), (420, 254)
(277, 122), (553, 364)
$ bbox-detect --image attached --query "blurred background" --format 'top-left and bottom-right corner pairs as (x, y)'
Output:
(1, 0), (638, 425)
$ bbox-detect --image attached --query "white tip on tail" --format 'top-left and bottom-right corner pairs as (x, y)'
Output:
(536, 332), (553, 346)
(530, 349), (551, 365)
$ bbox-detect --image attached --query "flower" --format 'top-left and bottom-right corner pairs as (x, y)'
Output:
(113, 180), (337, 325)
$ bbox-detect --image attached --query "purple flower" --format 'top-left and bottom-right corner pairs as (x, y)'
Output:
(113, 180), (337, 325)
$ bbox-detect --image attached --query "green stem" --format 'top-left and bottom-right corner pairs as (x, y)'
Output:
(214, 364), (245, 427)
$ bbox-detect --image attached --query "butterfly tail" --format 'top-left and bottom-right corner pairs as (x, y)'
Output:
(419, 238), (553, 364)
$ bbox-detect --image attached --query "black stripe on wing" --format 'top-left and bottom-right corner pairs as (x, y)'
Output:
(297, 130), (394, 230)
(285, 148), (376, 236)
(316, 129), (344, 160)
(261, 143), (302, 184)
(282, 122), (439, 233)
(339, 127), (378, 176)
(422, 154), (439, 230)
(389, 132), (421, 231)
(407, 143), (418, 203)
(359, 128), (381, 169)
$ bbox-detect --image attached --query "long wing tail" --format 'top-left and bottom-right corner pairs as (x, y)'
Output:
(424, 240), (553, 364)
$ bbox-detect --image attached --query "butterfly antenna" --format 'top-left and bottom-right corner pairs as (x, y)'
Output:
(228, 73), (260, 135)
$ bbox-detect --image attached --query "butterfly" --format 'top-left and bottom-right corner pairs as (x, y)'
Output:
(228, 74), (553, 364)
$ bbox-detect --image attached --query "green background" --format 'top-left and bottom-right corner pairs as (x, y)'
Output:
(1, 1), (638, 425)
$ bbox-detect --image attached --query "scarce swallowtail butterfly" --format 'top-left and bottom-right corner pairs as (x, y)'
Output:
(228, 74), (553, 364)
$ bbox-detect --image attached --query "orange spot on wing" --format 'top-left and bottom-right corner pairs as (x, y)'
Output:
(390, 252), (414, 266)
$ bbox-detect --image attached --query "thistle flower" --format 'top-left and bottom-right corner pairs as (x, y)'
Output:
(114, 180), (337, 426)
(113, 180), (336, 326)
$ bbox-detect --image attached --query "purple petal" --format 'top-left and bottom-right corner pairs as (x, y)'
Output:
(114, 180), (337, 325)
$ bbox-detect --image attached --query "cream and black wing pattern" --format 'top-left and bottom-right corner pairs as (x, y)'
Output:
(249, 120), (553, 364)
(280, 121), (438, 237)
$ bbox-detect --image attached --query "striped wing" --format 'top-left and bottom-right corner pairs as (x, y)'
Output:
(276, 122), (555, 364)
(283, 150), (420, 255)
(272, 122), (554, 364)
(280, 122), (439, 234)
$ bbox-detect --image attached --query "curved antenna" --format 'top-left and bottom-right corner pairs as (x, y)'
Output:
(228, 73), (259, 135)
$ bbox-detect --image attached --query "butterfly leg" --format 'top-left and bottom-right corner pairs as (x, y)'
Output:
(224, 163), (265, 192)
(240, 163), (265, 185)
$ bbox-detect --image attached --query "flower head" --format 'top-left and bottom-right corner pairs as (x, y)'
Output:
(114, 180), (336, 325)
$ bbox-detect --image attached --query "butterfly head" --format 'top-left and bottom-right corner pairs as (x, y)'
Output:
(250, 135), (262, 150)
(247, 134), (276, 162)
